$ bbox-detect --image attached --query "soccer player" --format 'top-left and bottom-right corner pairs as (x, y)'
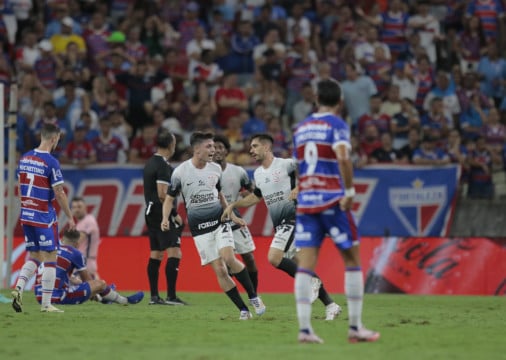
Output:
(34, 229), (144, 305)
(143, 130), (187, 305)
(161, 132), (265, 320)
(71, 197), (101, 279)
(213, 134), (259, 292)
(12, 123), (76, 313)
(222, 134), (342, 320)
(292, 79), (380, 344)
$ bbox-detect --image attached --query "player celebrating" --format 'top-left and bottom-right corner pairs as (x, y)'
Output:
(222, 134), (342, 320)
(34, 229), (144, 305)
(213, 134), (259, 292)
(12, 123), (76, 313)
(143, 130), (187, 305)
(293, 79), (380, 344)
(161, 132), (265, 319)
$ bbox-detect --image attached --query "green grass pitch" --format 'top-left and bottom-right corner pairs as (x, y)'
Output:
(1, 291), (504, 360)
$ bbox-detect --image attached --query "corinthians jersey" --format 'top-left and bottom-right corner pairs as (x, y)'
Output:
(221, 162), (252, 229)
(221, 163), (252, 203)
(168, 160), (224, 236)
(253, 157), (297, 227)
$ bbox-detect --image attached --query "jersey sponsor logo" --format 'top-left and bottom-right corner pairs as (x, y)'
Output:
(198, 219), (219, 230)
(21, 210), (35, 217)
(264, 190), (285, 206)
(21, 199), (40, 208)
(301, 193), (323, 202)
(190, 193), (214, 204)
(389, 179), (446, 236)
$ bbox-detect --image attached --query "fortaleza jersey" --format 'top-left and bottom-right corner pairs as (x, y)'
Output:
(34, 244), (86, 300)
(253, 157), (297, 227)
(17, 149), (64, 228)
(293, 112), (351, 214)
(168, 160), (224, 236)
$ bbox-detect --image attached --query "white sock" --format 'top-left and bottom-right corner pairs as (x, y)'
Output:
(295, 270), (313, 333)
(102, 289), (128, 304)
(345, 268), (364, 329)
(15, 259), (39, 292)
(41, 262), (57, 307)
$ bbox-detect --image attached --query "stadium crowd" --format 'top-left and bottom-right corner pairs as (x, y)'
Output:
(2, 0), (506, 199)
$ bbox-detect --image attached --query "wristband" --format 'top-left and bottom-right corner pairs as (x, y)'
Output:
(344, 188), (355, 197)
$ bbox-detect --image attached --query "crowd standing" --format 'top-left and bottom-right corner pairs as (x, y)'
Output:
(3, 0), (506, 199)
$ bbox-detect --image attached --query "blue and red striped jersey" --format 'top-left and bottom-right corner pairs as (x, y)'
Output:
(293, 112), (351, 214)
(17, 149), (64, 227)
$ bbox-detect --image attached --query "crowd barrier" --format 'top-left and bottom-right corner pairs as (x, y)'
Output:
(9, 236), (505, 295)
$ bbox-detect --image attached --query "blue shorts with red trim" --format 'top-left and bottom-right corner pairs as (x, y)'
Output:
(295, 203), (360, 250)
(22, 224), (59, 252)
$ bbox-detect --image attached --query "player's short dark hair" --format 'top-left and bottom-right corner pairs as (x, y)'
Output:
(156, 129), (175, 149)
(71, 196), (85, 203)
(63, 229), (81, 243)
(40, 123), (60, 139)
(213, 134), (231, 151)
(250, 133), (274, 146)
(190, 131), (214, 147)
(316, 79), (342, 107)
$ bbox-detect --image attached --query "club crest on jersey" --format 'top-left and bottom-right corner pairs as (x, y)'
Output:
(272, 169), (282, 183)
(207, 175), (218, 188)
(388, 179), (447, 236)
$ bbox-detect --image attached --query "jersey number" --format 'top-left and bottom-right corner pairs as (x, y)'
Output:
(26, 173), (35, 197)
(304, 141), (318, 175)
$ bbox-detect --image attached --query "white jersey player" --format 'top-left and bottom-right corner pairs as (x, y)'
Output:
(222, 133), (342, 320)
(213, 135), (259, 291)
(160, 132), (265, 320)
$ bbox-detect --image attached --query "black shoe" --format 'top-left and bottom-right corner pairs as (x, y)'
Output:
(149, 296), (168, 305)
(165, 297), (188, 305)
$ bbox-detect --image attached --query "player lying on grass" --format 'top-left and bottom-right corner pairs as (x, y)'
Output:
(34, 229), (144, 305)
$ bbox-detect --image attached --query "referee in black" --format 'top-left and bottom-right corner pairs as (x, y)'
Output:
(143, 129), (186, 305)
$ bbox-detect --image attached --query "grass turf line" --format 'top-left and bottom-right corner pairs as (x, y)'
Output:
(1, 291), (504, 360)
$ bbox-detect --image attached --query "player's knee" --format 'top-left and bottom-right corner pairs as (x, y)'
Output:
(267, 250), (283, 267)
(241, 253), (256, 270)
(167, 247), (182, 258)
(90, 279), (106, 293)
(213, 263), (229, 279)
(150, 251), (164, 260)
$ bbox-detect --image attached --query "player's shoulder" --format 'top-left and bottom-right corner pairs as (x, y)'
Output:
(207, 161), (222, 173)
(173, 159), (190, 173)
(225, 162), (246, 173)
(275, 157), (295, 167)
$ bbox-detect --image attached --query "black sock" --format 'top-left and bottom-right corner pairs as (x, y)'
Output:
(318, 283), (333, 306)
(166, 257), (180, 299)
(225, 287), (248, 311)
(233, 268), (257, 299)
(147, 258), (161, 298)
(277, 258), (297, 277)
(248, 271), (258, 293)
